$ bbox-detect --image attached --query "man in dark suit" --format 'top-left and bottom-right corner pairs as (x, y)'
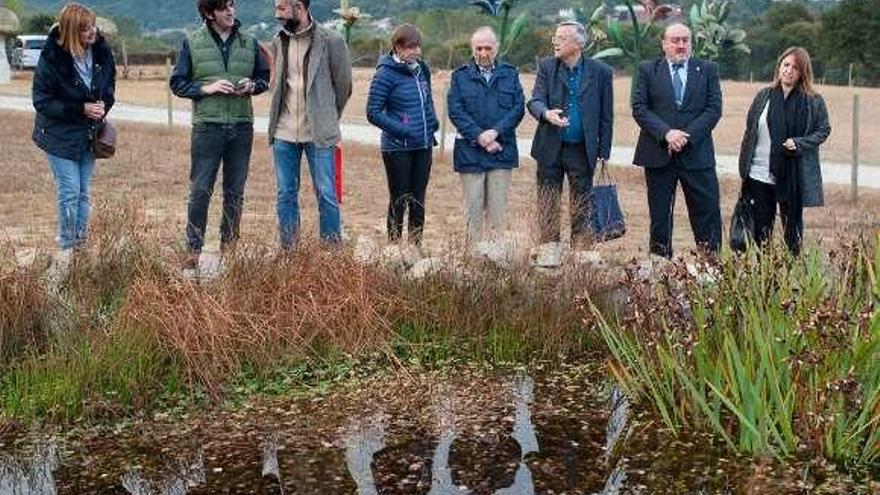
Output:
(632, 22), (722, 258)
(528, 21), (613, 247)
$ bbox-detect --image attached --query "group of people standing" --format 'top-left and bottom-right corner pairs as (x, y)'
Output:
(31, 0), (831, 268)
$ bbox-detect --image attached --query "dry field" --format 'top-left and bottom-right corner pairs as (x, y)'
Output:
(2, 110), (877, 262)
(6, 67), (880, 166)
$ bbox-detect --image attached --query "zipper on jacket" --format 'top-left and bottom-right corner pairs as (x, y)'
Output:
(414, 72), (428, 146)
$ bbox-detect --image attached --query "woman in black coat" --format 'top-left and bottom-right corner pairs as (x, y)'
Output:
(31, 2), (115, 254)
(737, 47), (830, 255)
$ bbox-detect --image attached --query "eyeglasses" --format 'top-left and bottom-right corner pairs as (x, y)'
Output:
(551, 35), (573, 44)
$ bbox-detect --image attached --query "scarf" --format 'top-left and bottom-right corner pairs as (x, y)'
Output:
(767, 86), (808, 206)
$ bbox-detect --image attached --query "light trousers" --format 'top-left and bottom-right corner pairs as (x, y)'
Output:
(460, 168), (512, 243)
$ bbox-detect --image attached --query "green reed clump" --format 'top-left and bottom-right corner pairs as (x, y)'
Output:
(1, 324), (184, 421)
(1, 202), (184, 421)
(594, 236), (880, 468)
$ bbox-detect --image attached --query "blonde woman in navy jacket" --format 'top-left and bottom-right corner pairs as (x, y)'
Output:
(32, 3), (115, 259)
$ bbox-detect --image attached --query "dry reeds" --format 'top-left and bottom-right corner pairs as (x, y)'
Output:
(0, 250), (49, 366)
(121, 241), (406, 397)
(1, 196), (616, 419)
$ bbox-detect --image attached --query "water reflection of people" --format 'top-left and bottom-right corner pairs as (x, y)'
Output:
(343, 415), (386, 495)
(494, 375), (537, 495)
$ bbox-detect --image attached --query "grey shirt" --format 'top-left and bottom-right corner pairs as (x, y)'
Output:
(73, 48), (93, 89)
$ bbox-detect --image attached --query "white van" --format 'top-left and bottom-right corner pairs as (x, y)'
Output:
(12, 35), (48, 69)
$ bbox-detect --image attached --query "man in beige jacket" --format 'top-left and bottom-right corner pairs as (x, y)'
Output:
(269, 0), (352, 248)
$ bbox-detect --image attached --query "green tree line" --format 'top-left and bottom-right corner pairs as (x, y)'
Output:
(8, 0), (880, 86)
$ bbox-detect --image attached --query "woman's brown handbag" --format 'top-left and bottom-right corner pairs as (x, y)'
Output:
(93, 120), (117, 159)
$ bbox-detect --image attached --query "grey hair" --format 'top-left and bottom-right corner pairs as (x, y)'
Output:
(556, 21), (588, 47)
(471, 26), (499, 45)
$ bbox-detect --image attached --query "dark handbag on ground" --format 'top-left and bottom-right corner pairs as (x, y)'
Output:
(729, 185), (755, 252)
(589, 160), (626, 242)
(93, 119), (117, 159)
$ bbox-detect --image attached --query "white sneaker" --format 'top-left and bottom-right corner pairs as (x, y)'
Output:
(532, 242), (565, 268)
(46, 248), (73, 288)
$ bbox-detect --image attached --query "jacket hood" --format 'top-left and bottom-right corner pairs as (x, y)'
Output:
(46, 24), (112, 62)
(377, 53), (424, 75)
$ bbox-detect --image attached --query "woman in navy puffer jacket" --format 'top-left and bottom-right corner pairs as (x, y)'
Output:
(366, 24), (439, 247)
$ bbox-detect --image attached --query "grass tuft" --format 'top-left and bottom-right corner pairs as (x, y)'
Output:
(593, 235), (880, 468)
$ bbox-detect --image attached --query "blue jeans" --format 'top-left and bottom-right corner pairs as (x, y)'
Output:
(272, 140), (340, 247)
(186, 123), (253, 252)
(47, 151), (95, 249)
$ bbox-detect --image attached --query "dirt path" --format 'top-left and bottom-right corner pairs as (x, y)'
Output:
(1, 111), (877, 260)
(4, 94), (879, 191)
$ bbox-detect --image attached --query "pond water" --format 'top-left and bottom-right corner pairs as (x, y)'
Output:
(0, 367), (859, 494)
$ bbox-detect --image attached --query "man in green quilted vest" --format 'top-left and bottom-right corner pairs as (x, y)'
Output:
(170, 0), (270, 270)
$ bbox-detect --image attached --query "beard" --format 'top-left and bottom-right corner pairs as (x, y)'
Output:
(277, 16), (300, 33)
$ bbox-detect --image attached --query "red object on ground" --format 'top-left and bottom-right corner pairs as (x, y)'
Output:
(334, 145), (343, 204)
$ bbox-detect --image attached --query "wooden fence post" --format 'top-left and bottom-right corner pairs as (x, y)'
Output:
(851, 93), (860, 203)
(121, 39), (129, 79)
(166, 56), (173, 128)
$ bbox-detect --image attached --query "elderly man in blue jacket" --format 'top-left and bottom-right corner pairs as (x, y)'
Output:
(447, 26), (525, 245)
